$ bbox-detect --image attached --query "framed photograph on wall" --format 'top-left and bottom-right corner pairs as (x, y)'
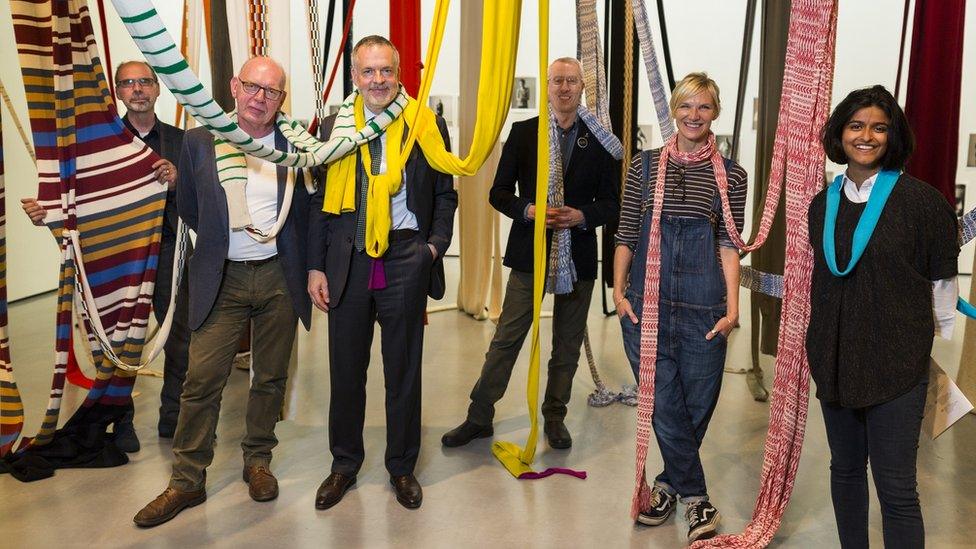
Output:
(955, 184), (966, 218)
(715, 134), (733, 158)
(428, 95), (456, 127)
(636, 125), (654, 150)
(968, 134), (976, 167)
(511, 77), (537, 110)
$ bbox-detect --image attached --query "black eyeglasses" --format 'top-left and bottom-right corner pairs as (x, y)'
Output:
(239, 79), (285, 101)
(116, 78), (157, 88)
(673, 165), (687, 201)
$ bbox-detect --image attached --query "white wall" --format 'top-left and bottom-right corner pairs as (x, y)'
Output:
(3, 1), (975, 299)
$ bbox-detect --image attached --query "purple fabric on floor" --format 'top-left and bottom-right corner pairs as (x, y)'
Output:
(518, 468), (587, 480)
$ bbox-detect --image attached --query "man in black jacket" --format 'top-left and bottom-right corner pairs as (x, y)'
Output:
(307, 36), (457, 511)
(20, 60), (190, 449)
(442, 58), (619, 450)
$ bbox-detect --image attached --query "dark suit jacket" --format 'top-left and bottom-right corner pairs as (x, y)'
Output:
(307, 114), (458, 308)
(176, 126), (313, 330)
(490, 116), (620, 280)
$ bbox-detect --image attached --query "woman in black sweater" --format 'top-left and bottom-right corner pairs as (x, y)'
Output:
(807, 85), (959, 548)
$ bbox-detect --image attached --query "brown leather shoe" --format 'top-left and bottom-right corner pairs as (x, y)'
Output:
(133, 487), (206, 527)
(315, 472), (356, 510)
(390, 474), (422, 509)
(243, 465), (279, 502)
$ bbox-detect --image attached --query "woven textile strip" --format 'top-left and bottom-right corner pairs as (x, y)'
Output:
(695, 3), (838, 546)
(575, 0), (611, 130)
(0, 110), (25, 457)
(630, 0), (674, 141)
(11, 0), (166, 448)
(305, 0), (327, 122)
(247, 0), (268, 58)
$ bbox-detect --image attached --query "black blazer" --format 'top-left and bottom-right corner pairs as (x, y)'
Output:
(307, 114), (458, 308)
(176, 126), (313, 330)
(490, 116), (619, 280)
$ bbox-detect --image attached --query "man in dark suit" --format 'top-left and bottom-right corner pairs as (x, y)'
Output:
(442, 58), (619, 450)
(134, 56), (312, 528)
(307, 35), (457, 511)
(20, 60), (190, 450)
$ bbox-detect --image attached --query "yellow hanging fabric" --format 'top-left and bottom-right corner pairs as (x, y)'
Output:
(490, 0), (549, 478)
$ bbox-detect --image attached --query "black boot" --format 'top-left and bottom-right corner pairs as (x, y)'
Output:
(113, 410), (140, 453)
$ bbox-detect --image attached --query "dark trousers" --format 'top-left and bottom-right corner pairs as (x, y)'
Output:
(466, 269), (594, 426)
(327, 237), (432, 477)
(820, 381), (928, 549)
(169, 259), (297, 490)
(154, 236), (192, 433)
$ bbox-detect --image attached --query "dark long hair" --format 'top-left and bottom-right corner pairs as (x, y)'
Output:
(821, 85), (914, 171)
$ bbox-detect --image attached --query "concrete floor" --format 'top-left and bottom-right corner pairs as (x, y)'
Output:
(1, 258), (973, 548)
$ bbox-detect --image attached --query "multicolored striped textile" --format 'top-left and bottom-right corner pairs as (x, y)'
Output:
(630, 0), (675, 141)
(693, 2), (838, 546)
(247, 0), (269, 58)
(575, 0), (612, 130)
(9, 0), (165, 455)
(0, 110), (25, 458)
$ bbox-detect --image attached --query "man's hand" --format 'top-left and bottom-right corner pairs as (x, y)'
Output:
(20, 198), (45, 226)
(427, 243), (438, 261)
(545, 206), (584, 229)
(152, 159), (178, 190)
(307, 269), (330, 312)
(526, 204), (536, 221)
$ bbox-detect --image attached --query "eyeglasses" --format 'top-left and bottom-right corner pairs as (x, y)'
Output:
(549, 76), (581, 87)
(674, 165), (687, 201)
(238, 79), (285, 101)
(116, 78), (157, 88)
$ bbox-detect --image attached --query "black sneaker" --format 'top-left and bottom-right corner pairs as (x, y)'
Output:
(636, 486), (676, 526)
(686, 500), (721, 542)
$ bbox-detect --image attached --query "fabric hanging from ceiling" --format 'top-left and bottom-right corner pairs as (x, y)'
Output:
(176, 0), (204, 128)
(0, 107), (23, 458)
(208, 0), (236, 113)
(390, 0), (422, 97)
(692, 2), (840, 544)
(2, 0), (166, 479)
(746, 0), (791, 401)
(903, 0), (965, 206)
(455, 0), (503, 322)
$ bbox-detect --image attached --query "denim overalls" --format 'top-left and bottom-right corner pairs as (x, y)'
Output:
(619, 151), (729, 502)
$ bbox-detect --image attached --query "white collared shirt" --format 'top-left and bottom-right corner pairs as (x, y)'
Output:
(227, 131), (279, 260)
(842, 171), (957, 339)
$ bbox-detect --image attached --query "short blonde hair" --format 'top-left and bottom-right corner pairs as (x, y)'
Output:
(669, 72), (721, 118)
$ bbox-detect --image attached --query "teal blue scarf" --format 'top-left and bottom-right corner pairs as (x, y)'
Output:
(823, 170), (899, 277)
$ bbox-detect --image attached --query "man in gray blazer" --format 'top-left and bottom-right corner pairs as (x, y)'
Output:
(134, 56), (312, 528)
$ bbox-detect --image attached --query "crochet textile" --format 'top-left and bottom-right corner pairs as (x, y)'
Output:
(0, 110), (23, 457)
(3, 0), (166, 477)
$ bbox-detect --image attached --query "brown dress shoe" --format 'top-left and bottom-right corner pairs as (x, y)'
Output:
(390, 474), (422, 509)
(243, 465), (279, 502)
(133, 487), (206, 528)
(315, 472), (356, 510)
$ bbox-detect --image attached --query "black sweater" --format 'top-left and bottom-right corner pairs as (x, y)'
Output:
(806, 174), (959, 408)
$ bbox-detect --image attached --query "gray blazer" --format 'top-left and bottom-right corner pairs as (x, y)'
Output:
(176, 126), (312, 330)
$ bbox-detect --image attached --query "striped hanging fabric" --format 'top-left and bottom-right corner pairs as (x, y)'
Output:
(305, 0), (327, 123)
(6, 0), (166, 468)
(0, 107), (25, 458)
(247, 0), (269, 58)
(693, 1), (839, 546)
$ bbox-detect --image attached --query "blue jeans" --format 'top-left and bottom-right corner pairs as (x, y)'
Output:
(621, 212), (728, 502)
(820, 381), (927, 549)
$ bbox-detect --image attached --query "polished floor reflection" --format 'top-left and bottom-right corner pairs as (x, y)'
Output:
(1, 260), (973, 548)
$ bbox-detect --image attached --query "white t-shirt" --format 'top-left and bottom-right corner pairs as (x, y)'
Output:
(227, 131), (279, 260)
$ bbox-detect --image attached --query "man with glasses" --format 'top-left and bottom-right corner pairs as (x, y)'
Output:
(134, 56), (312, 527)
(20, 60), (190, 451)
(442, 57), (619, 450)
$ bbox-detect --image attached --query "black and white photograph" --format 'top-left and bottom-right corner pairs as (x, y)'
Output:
(968, 134), (976, 167)
(428, 95), (455, 127)
(637, 124), (654, 150)
(716, 134), (733, 158)
(511, 76), (536, 110)
(956, 184), (967, 217)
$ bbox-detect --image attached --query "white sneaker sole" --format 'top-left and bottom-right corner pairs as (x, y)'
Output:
(688, 511), (722, 542)
(636, 507), (674, 526)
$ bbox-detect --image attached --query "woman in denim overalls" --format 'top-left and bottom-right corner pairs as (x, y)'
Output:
(612, 73), (747, 543)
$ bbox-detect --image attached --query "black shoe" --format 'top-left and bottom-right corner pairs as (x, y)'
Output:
(114, 411), (140, 453)
(543, 420), (572, 449)
(390, 474), (423, 509)
(315, 472), (356, 510)
(157, 422), (176, 439)
(441, 420), (493, 447)
(636, 486), (676, 526)
(686, 500), (721, 542)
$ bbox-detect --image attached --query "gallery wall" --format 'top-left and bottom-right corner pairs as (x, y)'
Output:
(1, 0), (974, 300)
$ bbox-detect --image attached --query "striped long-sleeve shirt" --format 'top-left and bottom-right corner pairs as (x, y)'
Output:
(615, 148), (748, 250)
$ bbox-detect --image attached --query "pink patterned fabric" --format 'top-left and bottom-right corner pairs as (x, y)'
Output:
(631, 3), (839, 547)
